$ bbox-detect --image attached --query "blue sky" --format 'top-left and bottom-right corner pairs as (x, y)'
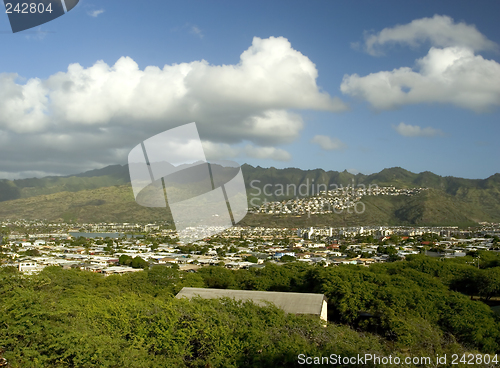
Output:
(0, 0), (498, 179)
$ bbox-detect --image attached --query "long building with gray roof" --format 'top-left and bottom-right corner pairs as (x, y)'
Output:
(175, 287), (327, 321)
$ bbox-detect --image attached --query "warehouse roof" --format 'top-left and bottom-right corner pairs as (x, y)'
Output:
(175, 287), (327, 317)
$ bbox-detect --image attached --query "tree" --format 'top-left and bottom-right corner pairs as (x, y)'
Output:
(199, 266), (236, 289)
(387, 253), (402, 262)
(279, 255), (296, 262)
(245, 256), (258, 263)
(104, 244), (115, 254)
(24, 249), (40, 257)
(0, 226), (10, 244)
(119, 254), (133, 266)
(345, 250), (358, 259)
(379, 246), (397, 256)
(388, 234), (401, 245)
(131, 256), (149, 269)
(475, 267), (500, 300)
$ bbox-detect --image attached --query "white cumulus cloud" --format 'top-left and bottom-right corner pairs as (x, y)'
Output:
(342, 16), (500, 112)
(392, 122), (443, 137)
(201, 141), (291, 162)
(363, 15), (498, 56)
(201, 141), (240, 160)
(341, 46), (500, 112)
(0, 37), (339, 177)
(244, 145), (291, 161)
(311, 135), (347, 151)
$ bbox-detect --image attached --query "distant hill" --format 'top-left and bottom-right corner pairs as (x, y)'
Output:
(0, 164), (498, 226)
(239, 188), (499, 228)
(0, 164), (130, 202)
(0, 185), (172, 224)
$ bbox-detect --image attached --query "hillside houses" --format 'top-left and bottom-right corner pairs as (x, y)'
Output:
(250, 186), (428, 215)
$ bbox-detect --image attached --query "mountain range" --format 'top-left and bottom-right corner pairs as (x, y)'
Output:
(0, 164), (498, 227)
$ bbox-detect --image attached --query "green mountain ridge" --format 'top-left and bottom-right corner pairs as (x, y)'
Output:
(0, 185), (172, 224)
(0, 164), (498, 226)
(240, 188), (499, 228)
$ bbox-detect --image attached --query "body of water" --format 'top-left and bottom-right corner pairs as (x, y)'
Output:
(69, 232), (142, 239)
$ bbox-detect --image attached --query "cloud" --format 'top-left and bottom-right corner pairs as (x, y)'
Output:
(200, 141), (291, 161)
(201, 141), (240, 160)
(88, 9), (104, 17)
(190, 25), (204, 39)
(343, 16), (500, 112)
(392, 122), (443, 137)
(200, 141), (291, 162)
(0, 36), (342, 177)
(363, 15), (498, 56)
(311, 135), (347, 151)
(341, 45), (500, 112)
(244, 145), (291, 161)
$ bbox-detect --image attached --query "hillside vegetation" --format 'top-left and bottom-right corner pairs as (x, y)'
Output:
(2, 254), (500, 367)
(0, 185), (173, 223)
(0, 165), (498, 226)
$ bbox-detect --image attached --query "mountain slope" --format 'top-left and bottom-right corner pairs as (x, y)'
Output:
(0, 184), (497, 227)
(240, 189), (494, 228)
(0, 165), (498, 226)
(0, 165), (131, 202)
(0, 185), (172, 223)
(1, 164), (499, 202)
